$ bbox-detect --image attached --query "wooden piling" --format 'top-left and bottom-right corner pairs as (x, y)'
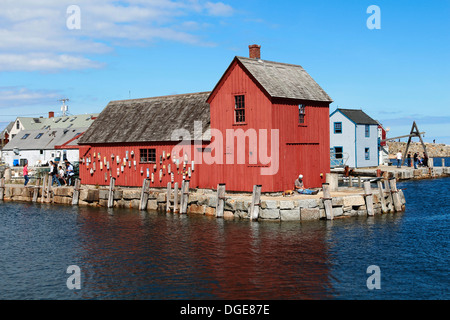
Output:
(215, 184), (226, 218)
(139, 178), (150, 211)
(46, 174), (52, 203)
(249, 185), (262, 221)
(41, 174), (47, 203)
(107, 177), (116, 208)
(173, 182), (179, 213)
(377, 180), (389, 213)
(0, 177), (5, 200)
(322, 183), (334, 220)
(179, 180), (185, 213)
(166, 182), (172, 212)
(180, 180), (190, 214)
(389, 178), (403, 212)
(72, 178), (81, 205)
(384, 179), (394, 212)
(32, 178), (41, 202)
(363, 181), (374, 216)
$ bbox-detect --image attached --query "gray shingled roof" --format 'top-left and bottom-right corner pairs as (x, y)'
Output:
(236, 56), (333, 102)
(0, 121), (14, 139)
(337, 108), (379, 125)
(16, 113), (98, 131)
(78, 92), (211, 144)
(3, 128), (87, 150)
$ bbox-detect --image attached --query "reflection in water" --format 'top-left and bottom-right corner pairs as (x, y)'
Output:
(74, 209), (334, 300)
(0, 178), (448, 300)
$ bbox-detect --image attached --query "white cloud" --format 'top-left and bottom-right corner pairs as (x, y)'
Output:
(205, 2), (234, 16)
(0, 53), (104, 72)
(0, 86), (61, 108)
(0, 0), (235, 72)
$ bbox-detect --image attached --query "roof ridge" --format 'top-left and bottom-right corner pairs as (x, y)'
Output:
(236, 56), (304, 68)
(110, 91), (212, 104)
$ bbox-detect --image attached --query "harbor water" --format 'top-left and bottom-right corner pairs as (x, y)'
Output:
(0, 178), (448, 300)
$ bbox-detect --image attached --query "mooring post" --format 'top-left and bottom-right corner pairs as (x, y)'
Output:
(322, 183), (334, 220)
(363, 181), (374, 216)
(108, 177), (116, 208)
(139, 178), (150, 211)
(249, 185), (262, 221)
(166, 182), (172, 213)
(383, 179), (394, 212)
(358, 176), (362, 188)
(215, 183), (226, 218)
(377, 180), (389, 213)
(173, 182), (179, 213)
(442, 158), (446, 168)
(32, 178), (41, 202)
(41, 174), (47, 203)
(349, 176), (353, 187)
(180, 180), (190, 214)
(0, 177), (5, 200)
(179, 180), (185, 213)
(389, 178), (403, 212)
(72, 178), (81, 206)
(46, 174), (52, 203)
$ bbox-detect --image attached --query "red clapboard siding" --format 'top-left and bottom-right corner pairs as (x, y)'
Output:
(80, 58), (331, 192)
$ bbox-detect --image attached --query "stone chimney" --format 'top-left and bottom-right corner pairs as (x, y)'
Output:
(249, 44), (261, 59)
(49, 111), (54, 118)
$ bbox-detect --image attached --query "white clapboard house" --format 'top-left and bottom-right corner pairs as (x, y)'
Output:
(330, 108), (380, 168)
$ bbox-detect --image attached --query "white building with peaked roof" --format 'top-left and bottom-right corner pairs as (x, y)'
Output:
(330, 108), (380, 168)
(1, 112), (98, 167)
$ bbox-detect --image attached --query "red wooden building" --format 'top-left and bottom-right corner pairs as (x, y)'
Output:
(78, 45), (333, 192)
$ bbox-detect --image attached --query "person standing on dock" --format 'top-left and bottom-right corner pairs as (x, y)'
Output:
(407, 152), (412, 167)
(396, 150), (402, 168)
(49, 161), (61, 187)
(423, 153), (429, 167)
(65, 160), (75, 186)
(413, 152), (419, 169)
(23, 162), (29, 186)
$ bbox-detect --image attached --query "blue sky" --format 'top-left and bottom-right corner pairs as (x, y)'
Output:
(1, 0), (449, 143)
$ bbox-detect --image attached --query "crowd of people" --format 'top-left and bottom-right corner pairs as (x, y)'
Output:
(22, 159), (76, 187)
(48, 160), (75, 186)
(396, 150), (429, 169)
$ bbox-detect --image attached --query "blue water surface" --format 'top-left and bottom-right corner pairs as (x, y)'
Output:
(0, 178), (448, 300)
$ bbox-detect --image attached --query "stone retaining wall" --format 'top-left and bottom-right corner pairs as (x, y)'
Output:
(0, 184), (406, 222)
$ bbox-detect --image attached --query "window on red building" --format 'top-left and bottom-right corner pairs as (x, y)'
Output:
(235, 95), (245, 123)
(299, 104), (305, 124)
(140, 148), (156, 163)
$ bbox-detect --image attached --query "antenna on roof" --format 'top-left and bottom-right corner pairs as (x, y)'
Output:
(58, 98), (69, 116)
